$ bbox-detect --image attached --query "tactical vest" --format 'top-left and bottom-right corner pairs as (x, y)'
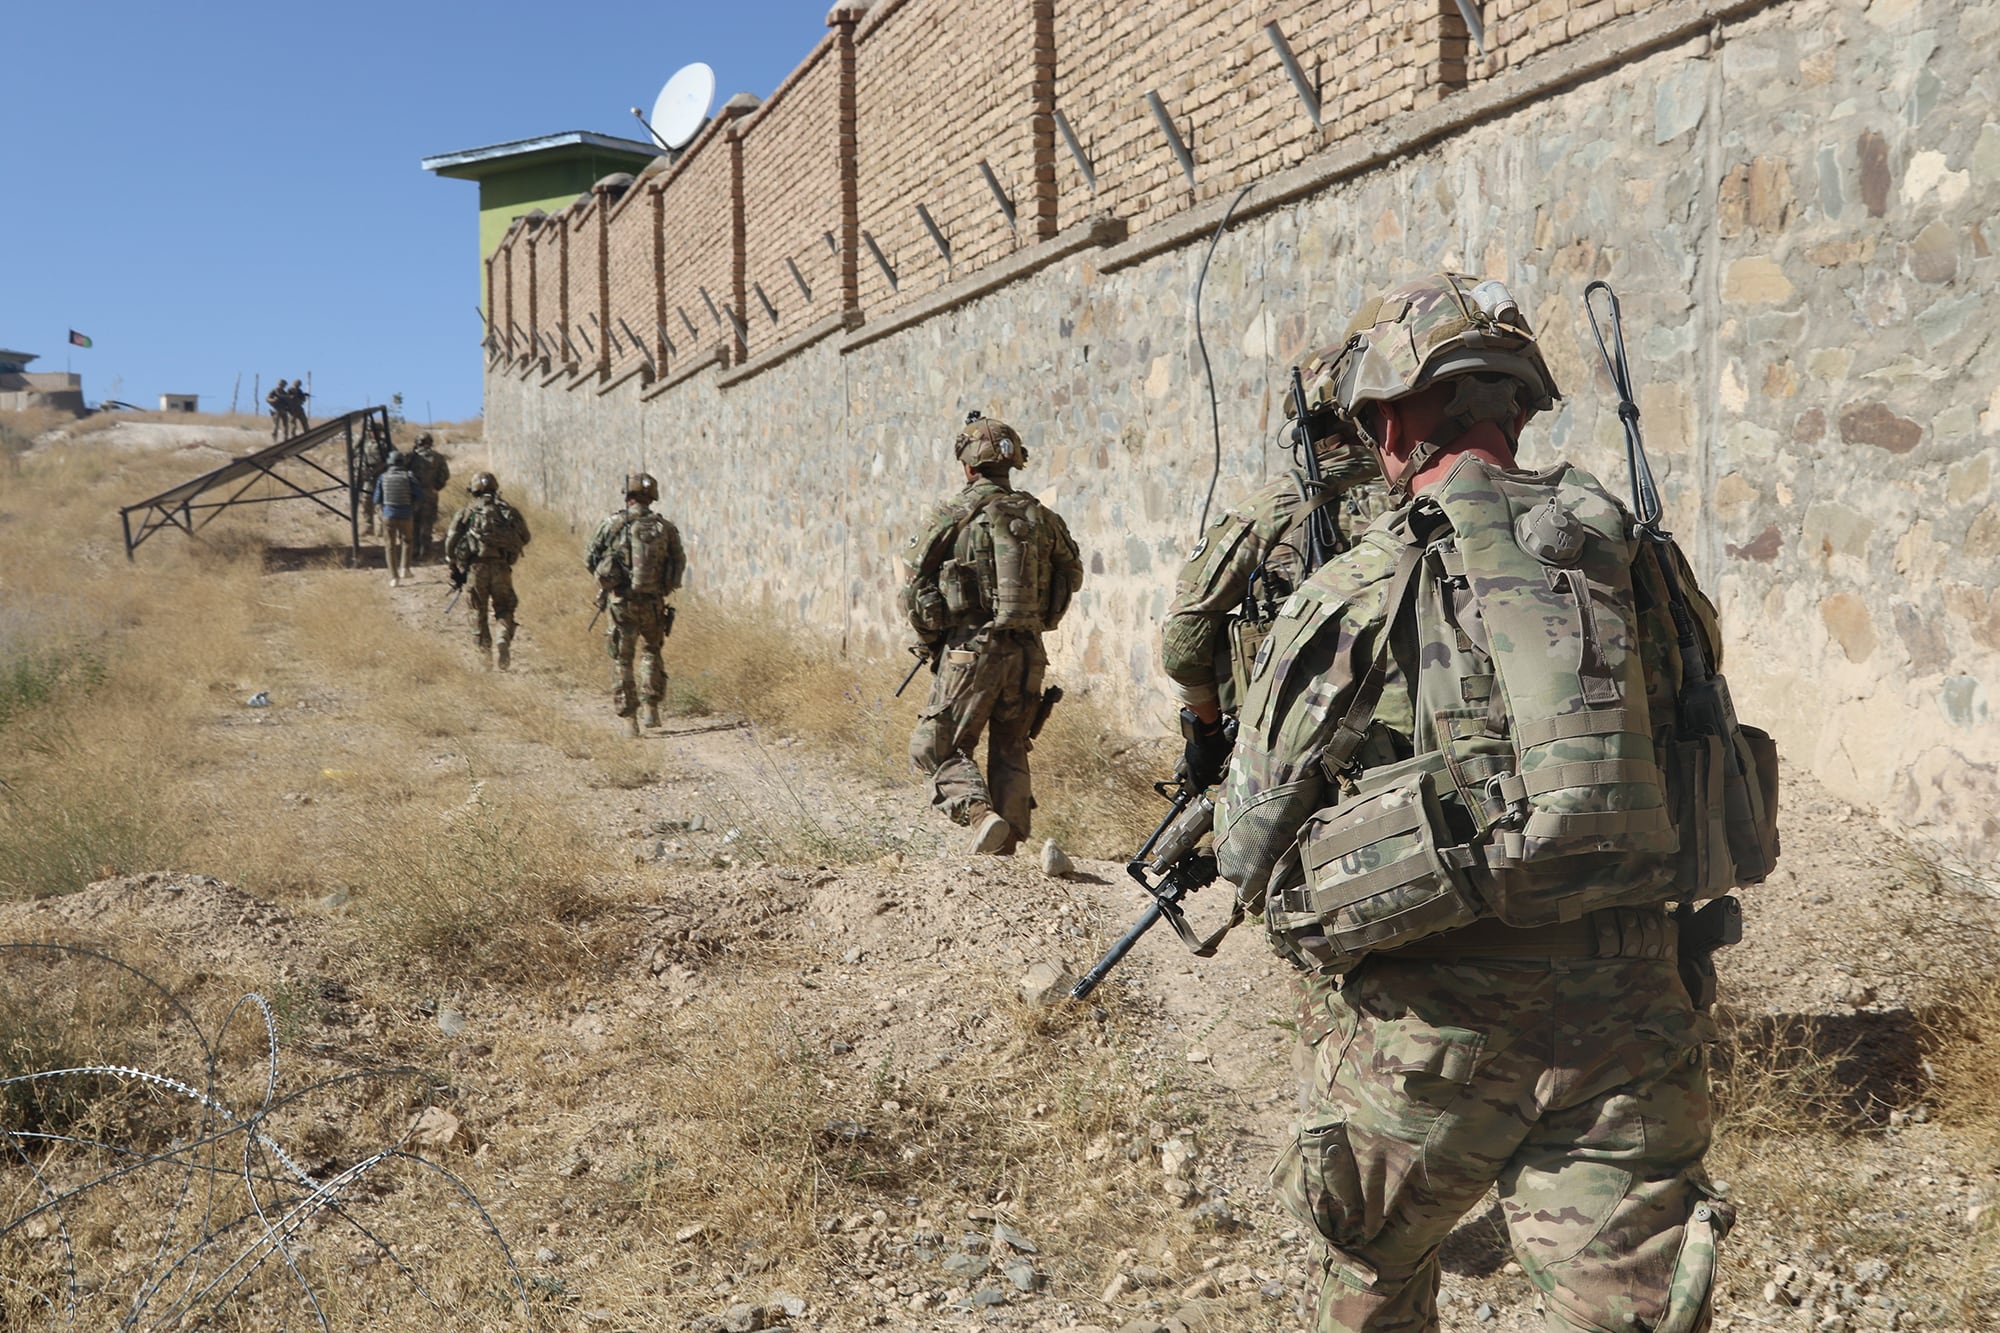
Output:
(940, 491), (1072, 633)
(620, 511), (680, 595)
(463, 499), (525, 563)
(1268, 457), (1778, 967)
(379, 468), (414, 508)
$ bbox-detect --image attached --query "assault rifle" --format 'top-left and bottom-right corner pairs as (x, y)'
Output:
(586, 587), (608, 634)
(442, 566), (466, 618)
(1071, 770), (1243, 1001)
(1290, 366), (1342, 570)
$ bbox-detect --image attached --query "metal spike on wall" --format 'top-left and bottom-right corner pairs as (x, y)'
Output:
(1454, 0), (1488, 54)
(1145, 91), (1197, 189)
(823, 230), (839, 256)
(1264, 21), (1322, 129)
(915, 203), (951, 264)
(753, 282), (779, 324)
(656, 321), (679, 359)
(977, 160), (1017, 231)
(785, 256), (813, 302)
(862, 231), (898, 290)
(1053, 107), (1096, 193)
(698, 287), (722, 326)
(617, 317), (653, 370)
(678, 306), (699, 339)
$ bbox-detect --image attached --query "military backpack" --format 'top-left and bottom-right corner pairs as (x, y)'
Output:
(461, 499), (527, 563)
(1263, 456), (1779, 969)
(938, 491), (1074, 633)
(613, 510), (682, 595)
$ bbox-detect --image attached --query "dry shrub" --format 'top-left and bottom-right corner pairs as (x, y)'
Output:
(606, 973), (1202, 1311)
(337, 782), (599, 984)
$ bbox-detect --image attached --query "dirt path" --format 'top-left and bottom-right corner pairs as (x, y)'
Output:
(7, 441), (1997, 1332)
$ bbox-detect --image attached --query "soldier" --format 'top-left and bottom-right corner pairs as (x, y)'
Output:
(287, 380), (310, 435)
(1161, 350), (1385, 789)
(583, 472), (684, 736)
(902, 411), (1084, 855)
(356, 420), (389, 536)
(444, 471), (531, 669)
(409, 433), (451, 562)
(267, 379), (290, 442)
(1213, 273), (1773, 1332)
(372, 448), (426, 587)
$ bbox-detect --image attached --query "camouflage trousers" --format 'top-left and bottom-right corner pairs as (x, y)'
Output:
(1274, 945), (1728, 1333)
(607, 595), (669, 717)
(414, 498), (440, 561)
(466, 561), (517, 658)
(907, 629), (1045, 844)
(382, 517), (414, 580)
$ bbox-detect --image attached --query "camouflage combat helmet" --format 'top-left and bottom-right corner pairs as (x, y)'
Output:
(417, 432), (435, 448)
(625, 471), (659, 503)
(469, 471), (498, 496)
(953, 411), (1025, 470)
(1324, 273), (1560, 488)
(385, 449), (405, 468)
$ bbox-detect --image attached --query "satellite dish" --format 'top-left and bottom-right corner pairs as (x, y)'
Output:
(652, 62), (716, 150)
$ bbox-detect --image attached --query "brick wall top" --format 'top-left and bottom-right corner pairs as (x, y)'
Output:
(851, 0), (1040, 319)
(739, 31), (847, 356)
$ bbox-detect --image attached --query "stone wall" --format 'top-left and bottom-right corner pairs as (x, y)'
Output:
(481, 0), (2000, 857)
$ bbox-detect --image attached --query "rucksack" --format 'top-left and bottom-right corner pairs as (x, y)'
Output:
(463, 499), (526, 562)
(1263, 456), (1778, 967)
(620, 511), (681, 595)
(949, 490), (1073, 632)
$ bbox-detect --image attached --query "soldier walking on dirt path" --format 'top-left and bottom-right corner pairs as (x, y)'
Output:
(372, 449), (426, 587)
(409, 433), (451, 562)
(1212, 273), (1778, 1333)
(901, 412), (1083, 856)
(1160, 350), (1387, 790)
(584, 473), (684, 736)
(444, 471), (531, 669)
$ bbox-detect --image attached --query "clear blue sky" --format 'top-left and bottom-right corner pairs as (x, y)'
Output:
(2, 1), (837, 421)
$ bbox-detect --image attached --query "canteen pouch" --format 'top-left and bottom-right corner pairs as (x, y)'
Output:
(1661, 721), (1780, 900)
(1275, 752), (1484, 966)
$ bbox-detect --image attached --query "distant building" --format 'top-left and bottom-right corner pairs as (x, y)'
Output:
(0, 348), (85, 415)
(420, 131), (662, 304)
(160, 393), (198, 413)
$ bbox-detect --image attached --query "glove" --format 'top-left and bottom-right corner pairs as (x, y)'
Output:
(449, 565), (468, 589)
(1176, 708), (1237, 790)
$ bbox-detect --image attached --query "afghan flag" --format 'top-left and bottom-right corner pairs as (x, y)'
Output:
(68, 330), (92, 348)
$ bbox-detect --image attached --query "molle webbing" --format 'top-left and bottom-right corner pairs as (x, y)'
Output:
(1430, 460), (1674, 863)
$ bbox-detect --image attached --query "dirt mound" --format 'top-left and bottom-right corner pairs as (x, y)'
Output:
(0, 870), (329, 981)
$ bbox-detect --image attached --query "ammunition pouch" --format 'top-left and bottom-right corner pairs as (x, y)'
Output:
(937, 559), (985, 623)
(1271, 751), (1486, 973)
(1661, 712), (1780, 899)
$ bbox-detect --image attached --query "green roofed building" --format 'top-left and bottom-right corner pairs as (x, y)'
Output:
(421, 131), (664, 305)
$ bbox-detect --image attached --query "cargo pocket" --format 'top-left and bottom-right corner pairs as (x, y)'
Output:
(1271, 1113), (1366, 1251)
(917, 648), (980, 721)
(1653, 1188), (1734, 1333)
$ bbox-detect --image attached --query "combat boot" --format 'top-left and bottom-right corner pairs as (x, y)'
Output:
(625, 713), (641, 738)
(641, 702), (661, 729)
(479, 643), (493, 670)
(969, 809), (1013, 856)
(496, 641), (511, 671)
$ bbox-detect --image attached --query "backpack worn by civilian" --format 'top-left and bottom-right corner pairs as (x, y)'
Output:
(1259, 454), (1779, 970)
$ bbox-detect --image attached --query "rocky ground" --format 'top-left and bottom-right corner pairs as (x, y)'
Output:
(3, 419), (1997, 1331)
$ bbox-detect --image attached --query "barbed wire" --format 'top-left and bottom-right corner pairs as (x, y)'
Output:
(0, 942), (536, 1330)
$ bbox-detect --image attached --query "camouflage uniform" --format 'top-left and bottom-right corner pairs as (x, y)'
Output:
(444, 481), (531, 669)
(1161, 446), (1385, 716)
(357, 428), (388, 535)
(287, 383), (310, 435)
(267, 382), (289, 442)
(584, 492), (684, 723)
(409, 439), (451, 562)
(1213, 275), (1741, 1332)
(903, 416), (1083, 852)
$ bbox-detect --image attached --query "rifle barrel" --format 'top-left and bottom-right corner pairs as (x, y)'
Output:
(1070, 902), (1165, 1001)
